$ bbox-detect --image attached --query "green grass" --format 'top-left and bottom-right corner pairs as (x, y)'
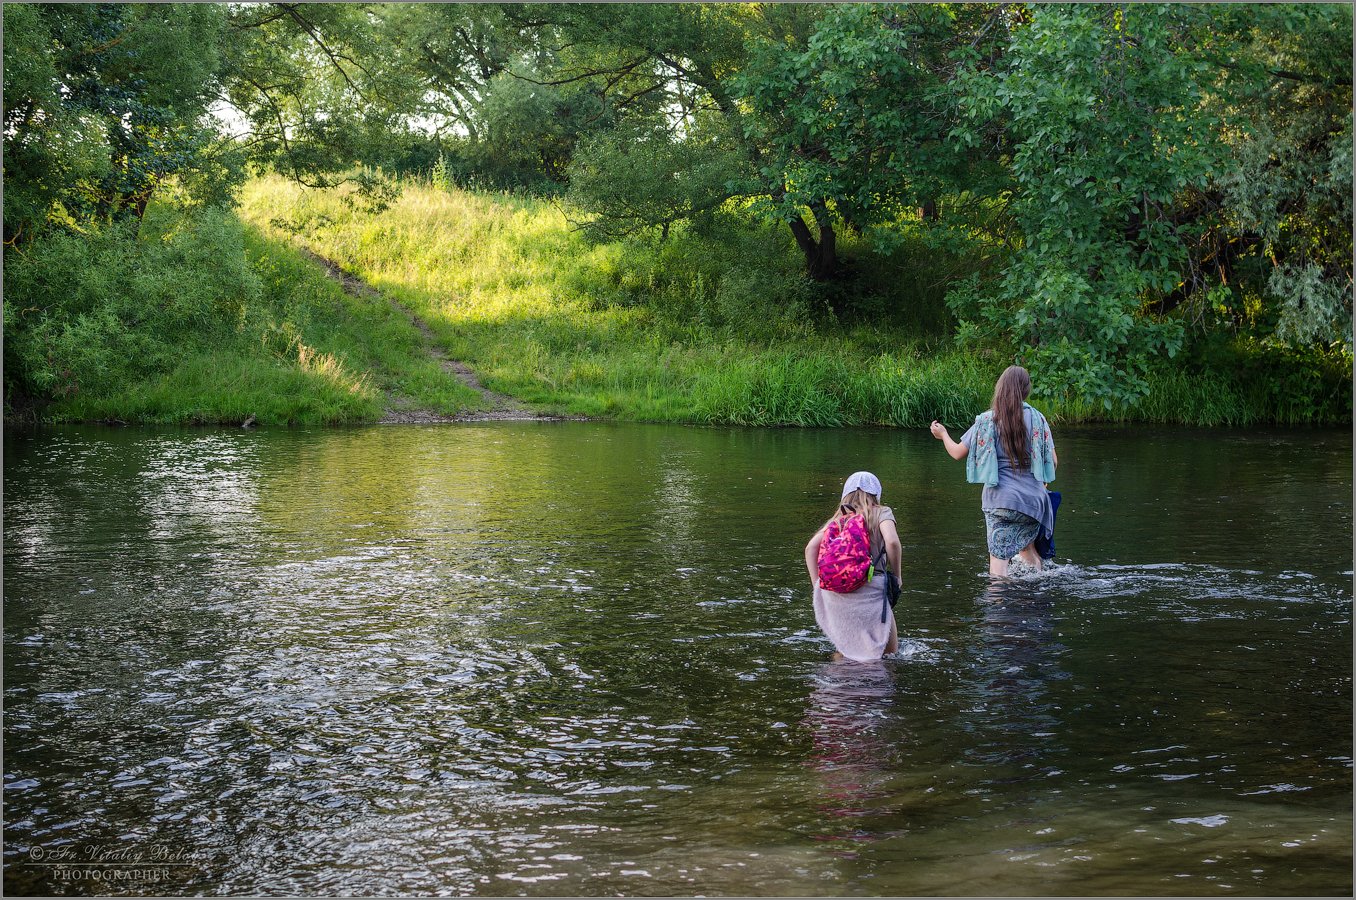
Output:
(51, 349), (376, 425)
(8, 176), (1346, 427)
(238, 176), (994, 426)
(237, 225), (486, 419)
(4, 204), (484, 425)
(238, 175), (1350, 427)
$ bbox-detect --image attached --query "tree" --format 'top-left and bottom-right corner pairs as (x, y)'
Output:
(566, 115), (746, 239)
(735, 4), (996, 278)
(375, 4), (628, 190)
(947, 4), (1352, 407)
(377, 3), (522, 144)
(2, 3), (235, 242)
(950, 5), (1224, 407)
(3, 2), (419, 238)
(1202, 4), (1353, 346)
(219, 3), (420, 205)
(539, 5), (852, 275)
(552, 4), (1008, 281)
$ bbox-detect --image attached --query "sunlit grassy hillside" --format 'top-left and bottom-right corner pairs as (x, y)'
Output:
(3, 203), (484, 425)
(239, 176), (1349, 427)
(240, 176), (995, 425)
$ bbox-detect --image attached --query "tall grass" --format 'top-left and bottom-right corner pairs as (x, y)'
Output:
(1048, 353), (1352, 426)
(238, 176), (1011, 426)
(241, 175), (1350, 427)
(4, 202), (483, 425)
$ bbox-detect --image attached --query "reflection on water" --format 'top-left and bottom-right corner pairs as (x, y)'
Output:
(3, 422), (1351, 896)
(963, 583), (1066, 780)
(806, 660), (903, 850)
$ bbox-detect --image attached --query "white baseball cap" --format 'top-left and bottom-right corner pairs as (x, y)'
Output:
(840, 471), (882, 500)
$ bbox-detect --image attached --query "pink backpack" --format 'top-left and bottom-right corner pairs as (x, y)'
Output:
(817, 512), (874, 593)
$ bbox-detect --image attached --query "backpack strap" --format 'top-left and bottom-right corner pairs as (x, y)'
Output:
(874, 545), (888, 624)
(874, 545), (902, 625)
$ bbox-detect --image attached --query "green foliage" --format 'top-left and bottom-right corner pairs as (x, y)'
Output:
(567, 117), (748, 239)
(689, 349), (993, 427)
(241, 176), (964, 425)
(571, 214), (818, 337)
(1, 200), (485, 425)
(465, 72), (595, 187)
(371, 5), (627, 192)
(430, 153), (453, 192)
(735, 4), (956, 230)
(220, 3), (421, 207)
(1207, 5), (1353, 347)
(951, 5), (1220, 408)
(1270, 260), (1353, 346)
(4, 210), (259, 402)
(536, 3), (1351, 409)
(2, 3), (238, 240)
(1179, 333), (1353, 425)
(376, 5), (537, 142)
(501, 4), (858, 277)
(839, 226), (988, 335)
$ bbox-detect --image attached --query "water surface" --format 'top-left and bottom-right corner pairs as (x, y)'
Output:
(3, 422), (1351, 895)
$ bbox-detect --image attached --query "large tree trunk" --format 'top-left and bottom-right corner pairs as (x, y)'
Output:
(704, 72), (841, 280)
(132, 188), (153, 221)
(786, 202), (838, 281)
(705, 72), (841, 281)
(809, 201), (836, 279)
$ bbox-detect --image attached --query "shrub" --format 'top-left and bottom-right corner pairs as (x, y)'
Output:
(4, 209), (262, 406)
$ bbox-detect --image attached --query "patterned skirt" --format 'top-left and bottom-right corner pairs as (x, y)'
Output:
(983, 507), (1042, 560)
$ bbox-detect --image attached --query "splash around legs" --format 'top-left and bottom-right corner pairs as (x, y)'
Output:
(989, 541), (1046, 578)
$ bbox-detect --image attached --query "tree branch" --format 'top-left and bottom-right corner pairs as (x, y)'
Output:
(282, 4), (372, 103)
(510, 56), (649, 88)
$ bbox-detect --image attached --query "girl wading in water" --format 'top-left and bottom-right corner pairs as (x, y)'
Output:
(805, 472), (903, 661)
(929, 365), (1059, 577)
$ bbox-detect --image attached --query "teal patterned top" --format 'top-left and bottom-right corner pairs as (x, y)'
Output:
(964, 402), (1056, 488)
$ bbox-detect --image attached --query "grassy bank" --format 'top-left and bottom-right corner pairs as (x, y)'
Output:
(4, 204), (484, 425)
(239, 176), (1351, 427)
(239, 176), (984, 425)
(6, 177), (1346, 428)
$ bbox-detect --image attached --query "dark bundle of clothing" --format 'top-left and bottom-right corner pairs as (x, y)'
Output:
(1034, 490), (1061, 560)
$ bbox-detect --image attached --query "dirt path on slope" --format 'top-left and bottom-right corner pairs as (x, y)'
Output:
(300, 249), (583, 424)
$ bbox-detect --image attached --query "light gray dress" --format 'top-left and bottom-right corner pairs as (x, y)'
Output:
(812, 506), (896, 661)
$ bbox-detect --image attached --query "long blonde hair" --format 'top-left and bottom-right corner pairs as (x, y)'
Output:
(825, 488), (883, 537)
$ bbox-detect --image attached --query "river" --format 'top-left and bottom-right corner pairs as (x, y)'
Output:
(3, 422), (1351, 895)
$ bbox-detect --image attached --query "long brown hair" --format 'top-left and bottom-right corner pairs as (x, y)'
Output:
(992, 365), (1032, 470)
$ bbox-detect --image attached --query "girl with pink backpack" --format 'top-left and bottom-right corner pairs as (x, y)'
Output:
(804, 472), (903, 661)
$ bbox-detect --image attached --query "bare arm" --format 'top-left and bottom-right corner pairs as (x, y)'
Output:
(879, 518), (902, 580)
(929, 420), (969, 461)
(805, 527), (825, 587)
